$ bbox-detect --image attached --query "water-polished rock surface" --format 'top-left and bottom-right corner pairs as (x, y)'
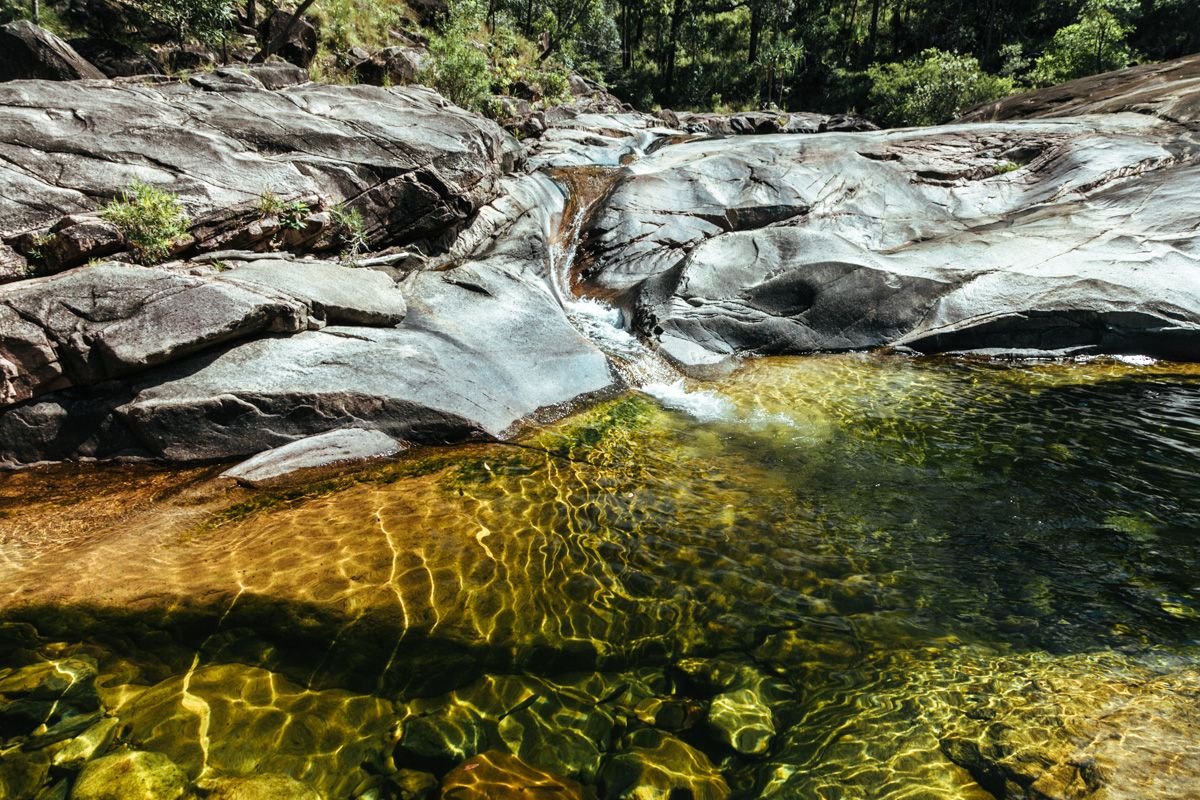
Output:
(579, 114), (1200, 367)
(1, 355), (1198, 799)
(0, 80), (517, 251)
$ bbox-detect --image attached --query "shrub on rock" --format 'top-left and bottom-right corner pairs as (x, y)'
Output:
(99, 182), (190, 264)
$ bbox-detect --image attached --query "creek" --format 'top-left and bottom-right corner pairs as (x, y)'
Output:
(1, 163), (1199, 800)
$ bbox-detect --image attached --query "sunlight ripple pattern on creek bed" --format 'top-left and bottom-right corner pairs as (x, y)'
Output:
(1, 355), (1199, 799)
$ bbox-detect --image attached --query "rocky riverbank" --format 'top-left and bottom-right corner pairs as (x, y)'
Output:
(0, 51), (1198, 471)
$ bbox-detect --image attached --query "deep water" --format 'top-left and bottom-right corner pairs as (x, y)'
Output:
(1, 354), (1198, 799)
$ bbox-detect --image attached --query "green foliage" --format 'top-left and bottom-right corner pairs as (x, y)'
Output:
(256, 190), (285, 217)
(279, 200), (311, 231)
(314, 0), (408, 52)
(423, 0), (492, 111)
(866, 49), (1014, 127)
(330, 203), (368, 256)
(140, 0), (235, 45)
(99, 181), (190, 265)
(1031, 0), (1136, 86)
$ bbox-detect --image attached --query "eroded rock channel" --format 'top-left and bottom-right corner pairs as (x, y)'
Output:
(2, 56), (1200, 800)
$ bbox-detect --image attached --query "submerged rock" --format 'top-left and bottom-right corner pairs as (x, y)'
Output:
(940, 666), (1200, 800)
(600, 729), (730, 800)
(706, 688), (775, 756)
(112, 663), (394, 799)
(69, 750), (188, 800)
(204, 773), (323, 800)
(440, 751), (590, 800)
(50, 717), (121, 769)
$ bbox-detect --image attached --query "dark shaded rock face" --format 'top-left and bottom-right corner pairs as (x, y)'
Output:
(0, 21), (106, 82)
(960, 52), (1200, 126)
(67, 37), (161, 78)
(579, 114), (1200, 367)
(0, 80), (519, 256)
(257, 8), (318, 68)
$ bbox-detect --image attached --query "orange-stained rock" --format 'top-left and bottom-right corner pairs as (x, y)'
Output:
(440, 750), (593, 800)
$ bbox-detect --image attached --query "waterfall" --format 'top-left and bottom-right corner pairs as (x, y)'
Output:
(547, 170), (735, 421)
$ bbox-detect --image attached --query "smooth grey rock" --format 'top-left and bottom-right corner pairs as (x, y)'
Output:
(0, 243), (27, 283)
(0, 81), (519, 254)
(0, 263), (311, 407)
(69, 750), (187, 800)
(581, 115), (1200, 365)
(961, 51), (1200, 125)
(0, 21), (105, 82)
(244, 62), (309, 90)
(0, 175), (617, 465)
(216, 259), (407, 326)
(221, 428), (403, 486)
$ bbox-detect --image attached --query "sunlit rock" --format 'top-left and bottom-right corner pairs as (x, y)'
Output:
(69, 750), (188, 800)
(51, 717), (120, 769)
(440, 750), (590, 800)
(109, 663), (394, 800)
(203, 773), (323, 800)
(600, 729), (730, 800)
(707, 688), (775, 756)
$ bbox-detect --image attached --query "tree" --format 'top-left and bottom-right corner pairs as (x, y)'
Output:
(1031, 0), (1136, 86)
(422, 0), (493, 110)
(141, 0), (236, 45)
(867, 48), (1014, 126)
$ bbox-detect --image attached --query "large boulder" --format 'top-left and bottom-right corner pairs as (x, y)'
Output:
(356, 46), (427, 87)
(0, 21), (105, 82)
(257, 8), (318, 68)
(67, 37), (161, 78)
(0, 174), (618, 465)
(0, 80), (519, 255)
(579, 114), (1200, 366)
(960, 51), (1200, 125)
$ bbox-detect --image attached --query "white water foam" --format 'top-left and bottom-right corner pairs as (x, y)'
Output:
(549, 190), (760, 425)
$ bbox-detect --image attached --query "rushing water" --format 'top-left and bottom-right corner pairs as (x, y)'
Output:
(1, 354), (1199, 799)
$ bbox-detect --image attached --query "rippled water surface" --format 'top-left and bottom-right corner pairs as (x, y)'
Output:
(2, 355), (1199, 799)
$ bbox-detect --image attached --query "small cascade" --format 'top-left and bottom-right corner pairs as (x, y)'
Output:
(547, 168), (735, 421)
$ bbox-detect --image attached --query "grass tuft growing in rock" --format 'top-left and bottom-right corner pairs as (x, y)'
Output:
(331, 203), (368, 257)
(100, 181), (190, 264)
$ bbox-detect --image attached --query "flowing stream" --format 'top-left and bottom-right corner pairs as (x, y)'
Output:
(1, 173), (1200, 799)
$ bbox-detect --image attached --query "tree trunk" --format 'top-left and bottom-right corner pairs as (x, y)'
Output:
(663, 0), (685, 102)
(748, 1), (762, 65)
(251, 0), (316, 63)
(245, 0), (256, 28)
(30, 0), (39, 24)
(866, 0), (880, 63)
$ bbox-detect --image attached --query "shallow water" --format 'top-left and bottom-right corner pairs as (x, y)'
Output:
(2, 354), (1199, 799)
